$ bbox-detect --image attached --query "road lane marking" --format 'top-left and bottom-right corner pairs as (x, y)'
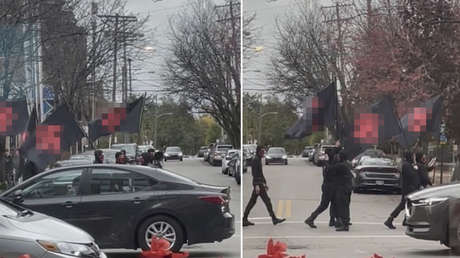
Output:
(246, 219), (403, 226)
(285, 200), (292, 218)
(244, 235), (409, 239)
(276, 200), (284, 218)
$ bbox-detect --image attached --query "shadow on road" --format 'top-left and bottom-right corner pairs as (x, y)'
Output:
(404, 248), (459, 257)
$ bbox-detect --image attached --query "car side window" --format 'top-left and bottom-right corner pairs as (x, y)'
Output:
(90, 168), (133, 195)
(131, 172), (158, 192)
(22, 169), (84, 199)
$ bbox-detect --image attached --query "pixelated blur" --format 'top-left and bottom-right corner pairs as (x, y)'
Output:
(0, 102), (18, 133)
(408, 107), (429, 133)
(36, 125), (62, 155)
(353, 113), (380, 144)
(310, 96), (323, 131)
(101, 107), (127, 132)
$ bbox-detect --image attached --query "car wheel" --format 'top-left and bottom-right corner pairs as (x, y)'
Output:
(180, 158), (183, 162)
(285, 160), (288, 165)
(137, 215), (184, 252)
(265, 161), (268, 165)
(353, 187), (361, 194)
(164, 158), (167, 162)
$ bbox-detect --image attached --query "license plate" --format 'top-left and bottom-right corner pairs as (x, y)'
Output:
(376, 180), (384, 185)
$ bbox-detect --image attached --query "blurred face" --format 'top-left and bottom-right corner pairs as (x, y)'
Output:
(258, 149), (265, 157)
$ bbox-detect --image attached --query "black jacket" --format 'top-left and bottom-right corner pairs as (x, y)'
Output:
(417, 162), (432, 188)
(332, 162), (353, 192)
(251, 155), (266, 186)
(401, 161), (421, 195)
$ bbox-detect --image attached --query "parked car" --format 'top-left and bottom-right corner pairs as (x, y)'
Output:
(222, 149), (240, 175)
(111, 143), (138, 164)
(203, 144), (214, 162)
(209, 144), (233, 166)
(265, 147), (288, 165)
(101, 149), (118, 164)
(302, 146), (315, 158)
(352, 157), (400, 193)
(0, 198), (106, 258)
(227, 152), (241, 184)
(405, 183), (460, 250)
(137, 145), (152, 156)
(197, 146), (208, 158)
(164, 146), (183, 161)
(1, 164), (234, 252)
(309, 147), (317, 162)
(351, 148), (386, 168)
(313, 145), (336, 166)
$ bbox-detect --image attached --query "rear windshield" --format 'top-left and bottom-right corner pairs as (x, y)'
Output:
(112, 145), (136, 156)
(361, 158), (395, 166)
(166, 147), (181, 152)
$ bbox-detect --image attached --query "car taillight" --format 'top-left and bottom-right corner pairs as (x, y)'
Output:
(199, 196), (225, 205)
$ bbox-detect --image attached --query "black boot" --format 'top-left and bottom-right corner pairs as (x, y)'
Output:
(304, 217), (317, 229)
(335, 218), (348, 231)
(329, 217), (336, 227)
(272, 217), (286, 225)
(243, 218), (255, 227)
(384, 217), (396, 229)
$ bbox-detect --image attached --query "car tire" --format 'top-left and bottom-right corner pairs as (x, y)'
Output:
(285, 160), (288, 165)
(265, 161), (269, 165)
(164, 158), (167, 162)
(137, 215), (185, 252)
(353, 187), (361, 194)
(180, 158), (183, 162)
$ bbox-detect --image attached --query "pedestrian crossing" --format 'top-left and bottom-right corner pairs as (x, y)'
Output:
(276, 200), (292, 218)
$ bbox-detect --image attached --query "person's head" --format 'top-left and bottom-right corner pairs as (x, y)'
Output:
(148, 148), (155, 153)
(256, 145), (264, 157)
(404, 151), (413, 163)
(335, 150), (347, 163)
(94, 150), (104, 163)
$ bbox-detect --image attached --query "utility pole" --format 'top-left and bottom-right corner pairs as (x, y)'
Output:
(98, 14), (137, 102)
(128, 58), (132, 98)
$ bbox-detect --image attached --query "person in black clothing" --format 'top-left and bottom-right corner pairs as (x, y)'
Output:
(94, 150), (104, 164)
(332, 151), (353, 231)
(243, 146), (286, 227)
(415, 152), (433, 188)
(384, 151), (421, 229)
(22, 160), (39, 181)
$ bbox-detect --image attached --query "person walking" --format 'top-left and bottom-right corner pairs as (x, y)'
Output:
(243, 146), (286, 227)
(450, 153), (460, 183)
(384, 151), (421, 229)
(333, 151), (353, 231)
(416, 152), (433, 188)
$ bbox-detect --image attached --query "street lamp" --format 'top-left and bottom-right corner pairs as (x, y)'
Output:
(258, 112), (278, 144)
(154, 112), (173, 148)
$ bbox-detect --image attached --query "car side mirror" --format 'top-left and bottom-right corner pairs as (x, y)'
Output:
(13, 189), (24, 204)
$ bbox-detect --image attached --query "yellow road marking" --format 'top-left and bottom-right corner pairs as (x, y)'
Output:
(276, 200), (284, 218)
(285, 200), (292, 218)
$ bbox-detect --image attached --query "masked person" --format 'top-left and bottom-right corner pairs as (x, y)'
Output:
(243, 146), (286, 227)
(415, 152), (433, 188)
(384, 151), (421, 229)
(94, 150), (104, 164)
(332, 151), (353, 231)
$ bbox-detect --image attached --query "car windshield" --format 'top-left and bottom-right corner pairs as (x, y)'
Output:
(217, 145), (233, 151)
(361, 158), (395, 166)
(268, 148), (285, 154)
(112, 145), (136, 156)
(166, 147), (181, 152)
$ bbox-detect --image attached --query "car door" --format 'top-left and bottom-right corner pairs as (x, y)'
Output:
(11, 168), (86, 222)
(76, 167), (158, 248)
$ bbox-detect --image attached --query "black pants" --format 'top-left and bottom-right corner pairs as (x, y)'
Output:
(307, 184), (336, 221)
(390, 195), (406, 218)
(335, 187), (351, 224)
(243, 185), (275, 219)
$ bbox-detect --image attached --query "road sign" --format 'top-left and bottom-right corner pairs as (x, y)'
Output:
(440, 133), (447, 145)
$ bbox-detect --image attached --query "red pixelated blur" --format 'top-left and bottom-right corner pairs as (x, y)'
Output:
(408, 107), (428, 133)
(310, 96), (323, 131)
(102, 107), (126, 132)
(36, 125), (62, 155)
(0, 102), (18, 133)
(354, 113), (379, 144)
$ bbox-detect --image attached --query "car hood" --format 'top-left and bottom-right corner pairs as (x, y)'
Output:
(407, 183), (460, 200)
(4, 212), (94, 243)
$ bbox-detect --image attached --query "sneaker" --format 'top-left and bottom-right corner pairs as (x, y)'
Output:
(243, 219), (255, 227)
(272, 217), (286, 225)
(384, 218), (396, 230)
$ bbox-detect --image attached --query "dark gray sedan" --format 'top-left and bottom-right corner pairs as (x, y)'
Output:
(1, 164), (234, 252)
(265, 147), (288, 165)
(405, 183), (460, 250)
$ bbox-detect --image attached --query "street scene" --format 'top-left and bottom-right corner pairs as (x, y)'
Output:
(244, 0), (460, 257)
(0, 0), (241, 257)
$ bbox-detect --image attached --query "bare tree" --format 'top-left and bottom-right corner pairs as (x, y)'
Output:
(165, 0), (241, 147)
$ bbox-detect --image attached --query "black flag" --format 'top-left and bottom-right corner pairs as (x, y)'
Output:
(21, 105), (86, 170)
(370, 95), (402, 145)
(0, 100), (29, 136)
(89, 97), (145, 142)
(285, 83), (337, 139)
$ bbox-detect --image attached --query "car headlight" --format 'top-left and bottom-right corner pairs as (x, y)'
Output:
(413, 197), (448, 206)
(282, 155), (287, 159)
(265, 156), (271, 159)
(164, 153), (169, 157)
(179, 152), (183, 156)
(395, 173), (400, 179)
(38, 240), (98, 257)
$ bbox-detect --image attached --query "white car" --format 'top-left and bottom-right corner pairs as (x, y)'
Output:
(222, 149), (240, 175)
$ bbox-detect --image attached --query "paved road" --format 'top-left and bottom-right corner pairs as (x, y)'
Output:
(105, 158), (241, 258)
(243, 158), (458, 258)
